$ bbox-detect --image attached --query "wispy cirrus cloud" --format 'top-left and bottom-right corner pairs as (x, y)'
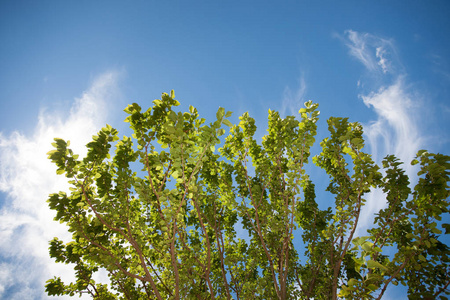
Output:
(361, 77), (422, 170)
(280, 74), (307, 117)
(347, 31), (423, 172)
(0, 70), (121, 299)
(344, 30), (398, 75)
(359, 78), (423, 230)
(340, 30), (426, 233)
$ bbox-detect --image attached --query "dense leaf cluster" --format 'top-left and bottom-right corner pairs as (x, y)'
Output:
(46, 91), (450, 299)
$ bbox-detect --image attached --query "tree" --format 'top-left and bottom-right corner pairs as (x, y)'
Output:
(45, 91), (450, 299)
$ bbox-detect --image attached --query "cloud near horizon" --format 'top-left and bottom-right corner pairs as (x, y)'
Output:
(0, 70), (120, 299)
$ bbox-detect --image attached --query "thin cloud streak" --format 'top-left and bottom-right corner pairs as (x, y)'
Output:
(281, 74), (307, 117)
(344, 30), (397, 75)
(0, 70), (120, 299)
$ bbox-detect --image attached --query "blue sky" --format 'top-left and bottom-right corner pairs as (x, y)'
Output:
(0, 1), (449, 299)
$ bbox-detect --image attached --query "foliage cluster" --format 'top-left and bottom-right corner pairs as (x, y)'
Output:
(45, 91), (450, 299)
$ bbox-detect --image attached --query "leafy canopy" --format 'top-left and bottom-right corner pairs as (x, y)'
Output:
(46, 91), (450, 299)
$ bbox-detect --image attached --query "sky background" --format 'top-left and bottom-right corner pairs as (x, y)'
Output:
(1, 1), (449, 299)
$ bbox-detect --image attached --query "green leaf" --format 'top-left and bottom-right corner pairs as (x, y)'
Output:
(367, 260), (388, 271)
(347, 278), (357, 287)
(216, 107), (225, 120)
(351, 138), (362, 145)
(361, 242), (373, 252)
(442, 223), (450, 234)
(431, 228), (442, 234)
(352, 236), (368, 246)
(222, 119), (233, 127)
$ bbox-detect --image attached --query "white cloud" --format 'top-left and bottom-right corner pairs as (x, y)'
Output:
(281, 74), (307, 117)
(376, 47), (389, 74)
(0, 70), (120, 299)
(358, 79), (424, 231)
(341, 31), (425, 235)
(345, 30), (377, 72)
(344, 30), (396, 75)
(361, 78), (422, 168)
(342, 31), (422, 168)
